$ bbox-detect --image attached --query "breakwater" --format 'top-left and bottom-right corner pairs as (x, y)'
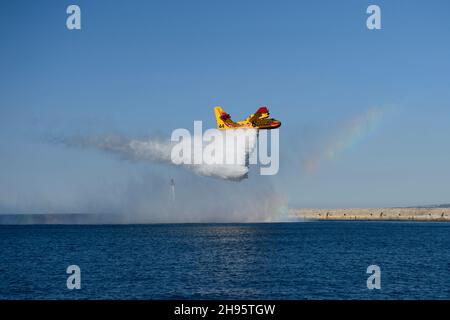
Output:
(289, 208), (450, 221)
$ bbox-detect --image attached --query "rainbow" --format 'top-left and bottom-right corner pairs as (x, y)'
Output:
(304, 107), (385, 174)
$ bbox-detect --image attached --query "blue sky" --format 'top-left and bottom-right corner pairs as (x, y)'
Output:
(1, 0), (450, 213)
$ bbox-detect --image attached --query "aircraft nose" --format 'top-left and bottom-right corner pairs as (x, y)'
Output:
(271, 120), (281, 128)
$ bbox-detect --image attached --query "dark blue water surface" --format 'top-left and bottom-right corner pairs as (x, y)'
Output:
(1, 222), (449, 299)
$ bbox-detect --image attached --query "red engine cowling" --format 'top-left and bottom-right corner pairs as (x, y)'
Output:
(256, 106), (269, 114)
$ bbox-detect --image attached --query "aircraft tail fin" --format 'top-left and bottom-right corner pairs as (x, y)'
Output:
(214, 106), (236, 129)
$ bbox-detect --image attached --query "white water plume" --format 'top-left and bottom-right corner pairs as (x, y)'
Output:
(61, 129), (258, 181)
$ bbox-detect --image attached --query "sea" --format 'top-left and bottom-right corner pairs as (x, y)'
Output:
(0, 221), (449, 299)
